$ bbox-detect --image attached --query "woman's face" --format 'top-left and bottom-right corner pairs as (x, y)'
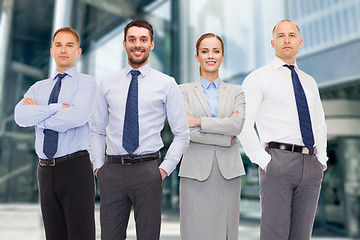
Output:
(196, 37), (224, 75)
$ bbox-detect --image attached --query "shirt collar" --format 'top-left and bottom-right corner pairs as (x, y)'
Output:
(272, 56), (299, 70)
(125, 63), (151, 78)
(52, 66), (77, 80)
(200, 76), (220, 89)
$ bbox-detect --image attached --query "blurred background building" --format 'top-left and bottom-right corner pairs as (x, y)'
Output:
(0, 0), (359, 238)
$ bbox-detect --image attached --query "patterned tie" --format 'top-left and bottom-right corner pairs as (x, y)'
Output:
(123, 70), (141, 154)
(284, 65), (315, 151)
(43, 73), (67, 159)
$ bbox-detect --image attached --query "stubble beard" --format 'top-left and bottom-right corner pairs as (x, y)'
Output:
(128, 49), (150, 67)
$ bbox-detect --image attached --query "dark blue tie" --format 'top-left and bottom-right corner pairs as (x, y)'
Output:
(43, 73), (67, 159)
(284, 65), (315, 151)
(123, 70), (141, 154)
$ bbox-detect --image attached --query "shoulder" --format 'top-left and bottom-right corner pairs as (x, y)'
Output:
(297, 68), (318, 87)
(148, 68), (175, 83)
(179, 82), (196, 92)
(30, 78), (51, 89)
(242, 62), (274, 88)
(99, 69), (124, 86)
(223, 82), (242, 90)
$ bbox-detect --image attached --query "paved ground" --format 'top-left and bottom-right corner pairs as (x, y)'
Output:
(0, 200), (356, 240)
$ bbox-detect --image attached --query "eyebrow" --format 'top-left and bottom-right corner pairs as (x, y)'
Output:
(54, 41), (76, 45)
(127, 35), (149, 39)
(278, 31), (297, 35)
(200, 47), (221, 50)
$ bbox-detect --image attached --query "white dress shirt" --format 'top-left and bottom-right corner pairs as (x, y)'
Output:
(14, 67), (97, 159)
(90, 63), (190, 174)
(239, 57), (328, 169)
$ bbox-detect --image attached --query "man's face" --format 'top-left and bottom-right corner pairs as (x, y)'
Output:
(271, 21), (303, 64)
(50, 32), (81, 73)
(123, 26), (154, 69)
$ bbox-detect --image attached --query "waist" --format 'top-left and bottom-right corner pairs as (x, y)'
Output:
(268, 141), (316, 155)
(106, 151), (161, 165)
(39, 150), (88, 167)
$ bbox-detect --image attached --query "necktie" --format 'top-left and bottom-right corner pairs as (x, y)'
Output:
(123, 70), (141, 154)
(284, 64), (315, 150)
(43, 73), (67, 159)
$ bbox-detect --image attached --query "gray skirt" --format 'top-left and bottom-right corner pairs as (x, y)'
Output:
(179, 157), (241, 240)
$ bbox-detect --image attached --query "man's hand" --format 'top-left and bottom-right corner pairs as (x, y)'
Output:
(186, 114), (201, 128)
(230, 109), (239, 117)
(23, 98), (37, 105)
(94, 168), (99, 177)
(62, 104), (70, 109)
(159, 168), (167, 181)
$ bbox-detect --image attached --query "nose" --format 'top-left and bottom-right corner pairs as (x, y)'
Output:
(134, 39), (141, 47)
(208, 51), (214, 59)
(284, 36), (290, 43)
(61, 46), (66, 53)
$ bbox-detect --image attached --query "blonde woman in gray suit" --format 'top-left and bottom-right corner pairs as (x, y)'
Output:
(179, 33), (246, 240)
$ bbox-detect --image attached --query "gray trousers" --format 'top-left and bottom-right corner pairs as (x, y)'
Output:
(259, 148), (323, 240)
(97, 158), (162, 240)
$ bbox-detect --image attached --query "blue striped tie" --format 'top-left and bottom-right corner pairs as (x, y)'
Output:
(43, 73), (67, 159)
(123, 70), (141, 154)
(284, 65), (315, 151)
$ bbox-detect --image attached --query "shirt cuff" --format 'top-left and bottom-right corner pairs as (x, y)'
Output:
(251, 150), (272, 170)
(49, 103), (63, 113)
(159, 160), (175, 176)
(316, 152), (328, 171)
(92, 160), (104, 172)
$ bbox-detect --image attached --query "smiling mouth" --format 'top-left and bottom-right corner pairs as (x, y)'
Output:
(206, 61), (216, 65)
(132, 50), (145, 56)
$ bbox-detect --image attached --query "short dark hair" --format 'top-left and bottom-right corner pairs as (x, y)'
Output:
(272, 20), (300, 35)
(52, 27), (81, 46)
(124, 20), (154, 41)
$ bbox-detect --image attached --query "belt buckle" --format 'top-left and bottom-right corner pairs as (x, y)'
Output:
(48, 159), (56, 166)
(302, 147), (310, 155)
(121, 157), (132, 165)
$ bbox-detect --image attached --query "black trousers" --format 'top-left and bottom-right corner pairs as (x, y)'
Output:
(37, 151), (95, 240)
(97, 158), (162, 240)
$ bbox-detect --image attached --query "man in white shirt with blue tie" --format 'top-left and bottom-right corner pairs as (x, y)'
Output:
(239, 20), (327, 240)
(90, 20), (189, 240)
(14, 27), (96, 240)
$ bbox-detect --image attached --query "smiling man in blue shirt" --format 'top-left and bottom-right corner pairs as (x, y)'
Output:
(90, 20), (189, 240)
(14, 27), (97, 240)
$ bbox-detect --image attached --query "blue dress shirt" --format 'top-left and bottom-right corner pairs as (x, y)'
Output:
(90, 63), (190, 174)
(200, 77), (220, 118)
(14, 67), (98, 159)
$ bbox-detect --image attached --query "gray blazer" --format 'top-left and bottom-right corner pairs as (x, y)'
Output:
(179, 79), (246, 181)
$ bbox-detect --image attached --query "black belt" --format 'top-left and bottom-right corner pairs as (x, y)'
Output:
(107, 151), (160, 165)
(268, 142), (316, 155)
(39, 150), (88, 167)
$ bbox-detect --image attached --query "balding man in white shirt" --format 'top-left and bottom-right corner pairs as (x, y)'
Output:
(239, 20), (327, 240)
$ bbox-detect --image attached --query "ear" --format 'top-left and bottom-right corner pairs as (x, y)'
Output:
(299, 38), (303, 48)
(123, 40), (126, 51)
(77, 48), (82, 58)
(195, 54), (200, 63)
(150, 40), (154, 51)
(50, 48), (54, 58)
(271, 39), (275, 49)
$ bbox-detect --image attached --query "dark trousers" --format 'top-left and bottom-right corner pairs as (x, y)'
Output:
(37, 152), (95, 240)
(259, 148), (323, 240)
(97, 158), (162, 240)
